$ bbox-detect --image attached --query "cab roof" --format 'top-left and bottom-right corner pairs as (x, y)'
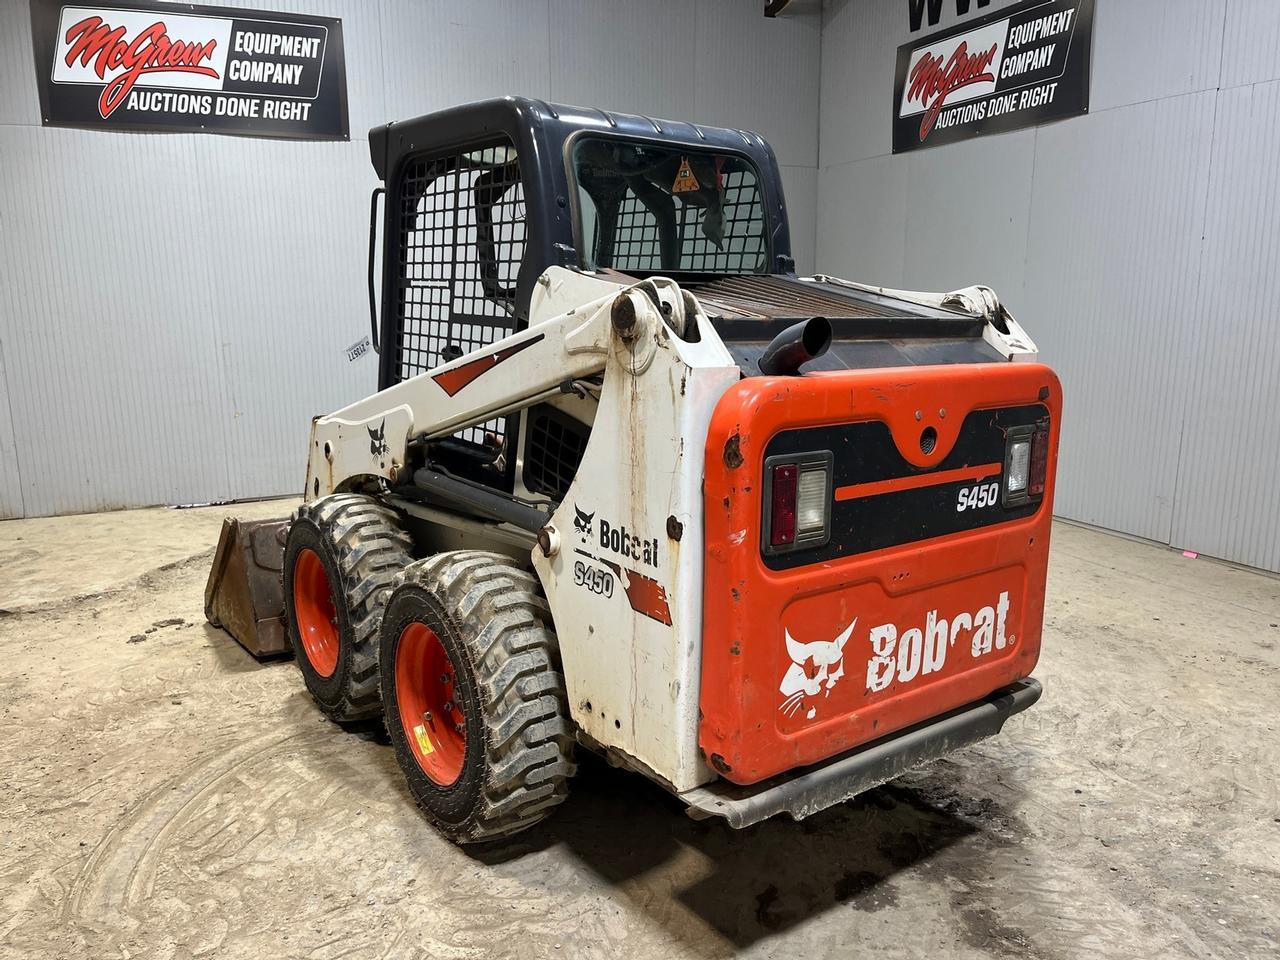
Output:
(368, 95), (794, 274)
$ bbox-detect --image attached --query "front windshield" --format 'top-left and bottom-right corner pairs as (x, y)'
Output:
(572, 137), (769, 274)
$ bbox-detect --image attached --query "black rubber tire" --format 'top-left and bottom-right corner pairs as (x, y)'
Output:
(379, 551), (576, 843)
(283, 494), (414, 722)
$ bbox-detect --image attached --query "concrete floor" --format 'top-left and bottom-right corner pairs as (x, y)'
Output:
(0, 503), (1277, 960)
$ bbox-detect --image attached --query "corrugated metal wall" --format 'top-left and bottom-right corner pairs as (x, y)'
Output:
(817, 0), (1280, 573)
(0, 0), (820, 519)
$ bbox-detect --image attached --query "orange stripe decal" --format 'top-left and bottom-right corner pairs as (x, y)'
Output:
(431, 334), (544, 397)
(596, 557), (673, 626)
(835, 462), (1002, 501)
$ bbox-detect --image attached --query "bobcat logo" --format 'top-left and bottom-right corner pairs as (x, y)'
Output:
(573, 505), (594, 535)
(368, 419), (389, 457)
(779, 621), (855, 720)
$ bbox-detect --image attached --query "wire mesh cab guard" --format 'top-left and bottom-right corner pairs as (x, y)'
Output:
(370, 99), (794, 384)
(367, 97), (794, 492)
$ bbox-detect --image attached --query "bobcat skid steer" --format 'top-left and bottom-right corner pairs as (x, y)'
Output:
(212, 97), (1061, 843)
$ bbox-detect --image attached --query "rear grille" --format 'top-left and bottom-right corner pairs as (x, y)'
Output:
(684, 275), (915, 320)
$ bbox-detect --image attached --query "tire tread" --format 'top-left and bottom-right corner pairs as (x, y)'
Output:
(396, 550), (575, 841)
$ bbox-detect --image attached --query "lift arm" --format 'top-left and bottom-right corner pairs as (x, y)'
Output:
(304, 272), (692, 501)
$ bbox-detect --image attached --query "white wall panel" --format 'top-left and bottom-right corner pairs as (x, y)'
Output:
(815, 153), (907, 286)
(0, 127), (235, 515)
(692, 0), (821, 167)
(379, 0), (552, 124)
(1090, 0), (1225, 111)
(190, 139), (378, 500)
(1220, 0), (1280, 90)
(1172, 80), (1280, 571)
(1022, 93), (1216, 543)
(548, 0), (695, 123)
(0, 0), (41, 127)
(0, 340), (22, 519)
(902, 127), (1035, 311)
(818, 0), (897, 168)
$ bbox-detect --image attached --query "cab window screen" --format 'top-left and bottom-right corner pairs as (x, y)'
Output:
(395, 141), (524, 449)
(573, 138), (768, 274)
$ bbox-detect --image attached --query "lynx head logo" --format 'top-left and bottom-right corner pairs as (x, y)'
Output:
(779, 621), (855, 720)
(573, 505), (594, 535)
(368, 419), (389, 457)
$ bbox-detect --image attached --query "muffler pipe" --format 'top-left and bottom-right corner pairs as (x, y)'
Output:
(757, 317), (832, 376)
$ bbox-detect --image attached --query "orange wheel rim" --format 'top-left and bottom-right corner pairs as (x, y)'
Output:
(293, 548), (340, 678)
(395, 622), (466, 786)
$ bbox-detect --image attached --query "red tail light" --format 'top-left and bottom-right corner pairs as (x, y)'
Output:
(1029, 421), (1049, 497)
(769, 463), (798, 546)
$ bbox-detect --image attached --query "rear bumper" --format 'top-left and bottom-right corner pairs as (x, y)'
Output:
(678, 677), (1041, 829)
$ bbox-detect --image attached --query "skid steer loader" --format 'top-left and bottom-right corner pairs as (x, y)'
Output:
(207, 97), (1060, 843)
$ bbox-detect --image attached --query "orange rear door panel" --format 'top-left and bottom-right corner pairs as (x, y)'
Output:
(700, 363), (1061, 785)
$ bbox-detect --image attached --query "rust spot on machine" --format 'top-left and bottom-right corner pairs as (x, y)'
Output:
(723, 432), (744, 469)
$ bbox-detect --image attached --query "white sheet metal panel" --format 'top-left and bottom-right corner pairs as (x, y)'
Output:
(692, 0), (821, 167)
(902, 128), (1035, 310)
(0, 340), (23, 519)
(1172, 81), (1280, 573)
(779, 165), (818, 273)
(815, 153), (907, 286)
(1022, 92), (1216, 543)
(1090, 0), (1225, 111)
(379, 0), (553, 123)
(549, 0), (821, 167)
(0, 126), (236, 515)
(548, 0), (696, 123)
(0, 0), (41, 127)
(1219, 0), (1280, 90)
(190, 138), (379, 501)
(818, 0), (898, 168)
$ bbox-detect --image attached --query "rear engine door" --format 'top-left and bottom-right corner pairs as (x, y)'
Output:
(699, 363), (1061, 785)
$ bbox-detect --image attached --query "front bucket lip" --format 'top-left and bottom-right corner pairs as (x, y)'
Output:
(204, 516), (291, 659)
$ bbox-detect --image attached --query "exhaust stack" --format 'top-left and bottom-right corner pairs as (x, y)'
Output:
(758, 317), (832, 376)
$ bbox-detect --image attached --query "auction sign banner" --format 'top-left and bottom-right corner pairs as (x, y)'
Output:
(893, 0), (1092, 153)
(29, 1), (348, 140)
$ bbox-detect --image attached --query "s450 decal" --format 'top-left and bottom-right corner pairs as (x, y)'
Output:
(573, 560), (614, 598)
(957, 481), (1000, 512)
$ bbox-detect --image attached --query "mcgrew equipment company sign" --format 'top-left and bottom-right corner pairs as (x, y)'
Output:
(29, 0), (348, 140)
(893, 0), (1093, 153)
